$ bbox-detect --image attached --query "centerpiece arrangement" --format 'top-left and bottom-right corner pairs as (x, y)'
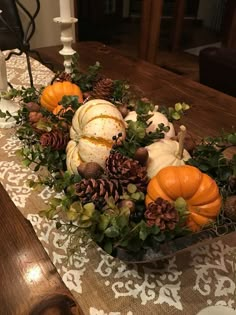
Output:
(1, 57), (236, 262)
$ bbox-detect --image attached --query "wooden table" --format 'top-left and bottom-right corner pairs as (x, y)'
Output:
(2, 41), (236, 315)
(36, 41), (236, 140)
(0, 182), (83, 315)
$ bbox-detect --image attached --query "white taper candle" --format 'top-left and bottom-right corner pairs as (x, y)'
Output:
(59, 0), (71, 20)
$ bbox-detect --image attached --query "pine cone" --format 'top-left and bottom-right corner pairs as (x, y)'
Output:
(92, 78), (114, 100)
(40, 129), (69, 150)
(144, 198), (179, 231)
(74, 178), (122, 207)
(106, 151), (148, 192)
(56, 72), (72, 82)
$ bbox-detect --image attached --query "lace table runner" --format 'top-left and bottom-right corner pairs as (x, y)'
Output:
(1, 52), (236, 315)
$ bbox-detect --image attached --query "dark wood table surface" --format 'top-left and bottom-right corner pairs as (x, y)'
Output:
(36, 41), (236, 140)
(0, 183), (83, 315)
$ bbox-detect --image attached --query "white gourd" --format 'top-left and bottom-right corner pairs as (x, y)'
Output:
(66, 99), (126, 173)
(124, 110), (175, 139)
(146, 126), (191, 178)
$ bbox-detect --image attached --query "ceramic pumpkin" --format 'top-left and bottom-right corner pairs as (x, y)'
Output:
(145, 139), (191, 178)
(125, 110), (175, 139)
(66, 99), (126, 173)
(40, 81), (83, 115)
(146, 165), (222, 232)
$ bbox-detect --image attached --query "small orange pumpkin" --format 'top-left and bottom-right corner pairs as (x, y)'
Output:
(40, 81), (83, 115)
(145, 165), (222, 232)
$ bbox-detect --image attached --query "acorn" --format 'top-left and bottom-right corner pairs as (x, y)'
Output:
(117, 104), (129, 118)
(59, 121), (70, 131)
(185, 132), (197, 154)
(224, 195), (236, 221)
(28, 111), (43, 123)
(77, 162), (104, 179)
(25, 102), (41, 112)
(134, 147), (149, 165)
(118, 199), (136, 212)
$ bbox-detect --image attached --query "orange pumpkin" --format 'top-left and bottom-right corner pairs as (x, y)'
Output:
(40, 81), (83, 115)
(145, 165), (222, 232)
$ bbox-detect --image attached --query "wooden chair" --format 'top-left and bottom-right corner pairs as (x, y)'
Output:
(221, 0), (236, 49)
(139, 0), (236, 64)
(139, 0), (163, 63)
(139, 0), (186, 63)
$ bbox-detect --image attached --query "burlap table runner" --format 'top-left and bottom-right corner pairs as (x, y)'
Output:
(1, 52), (236, 315)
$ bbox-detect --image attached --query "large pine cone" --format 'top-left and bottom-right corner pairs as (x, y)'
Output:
(106, 151), (148, 192)
(92, 78), (114, 100)
(40, 129), (69, 150)
(74, 178), (123, 207)
(144, 198), (179, 231)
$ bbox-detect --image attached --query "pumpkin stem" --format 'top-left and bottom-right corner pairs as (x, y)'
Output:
(177, 125), (186, 159)
(174, 197), (189, 219)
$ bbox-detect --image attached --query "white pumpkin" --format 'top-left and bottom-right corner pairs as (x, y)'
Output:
(124, 110), (175, 139)
(66, 99), (126, 173)
(146, 139), (191, 178)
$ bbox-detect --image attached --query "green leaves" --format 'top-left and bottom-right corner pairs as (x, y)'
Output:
(159, 102), (190, 122)
(112, 80), (130, 103)
(98, 214), (110, 231)
(0, 110), (6, 118)
(17, 130), (68, 178)
(71, 57), (102, 92)
(22, 158), (31, 167)
(187, 131), (236, 191)
(104, 226), (120, 238)
(103, 241), (113, 254)
(135, 99), (155, 115)
(115, 99), (171, 158)
(1, 86), (42, 103)
(127, 120), (146, 139)
(227, 133), (236, 145)
(139, 221), (160, 241)
(60, 95), (82, 109)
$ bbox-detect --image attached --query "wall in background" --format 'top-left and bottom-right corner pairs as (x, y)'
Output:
(19, 0), (75, 49)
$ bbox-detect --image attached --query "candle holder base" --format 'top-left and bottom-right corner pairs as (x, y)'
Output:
(0, 98), (19, 128)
